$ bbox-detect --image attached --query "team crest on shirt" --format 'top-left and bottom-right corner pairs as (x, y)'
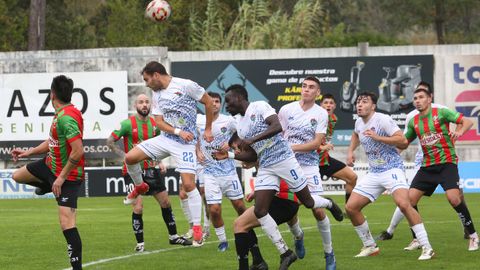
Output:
(310, 118), (317, 127)
(288, 116), (294, 121)
(433, 115), (439, 125)
(250, 114), (256, 121)
(178, 117), (186, 125)
(220, 127), (227, 134)
(174, 91), (183, 96)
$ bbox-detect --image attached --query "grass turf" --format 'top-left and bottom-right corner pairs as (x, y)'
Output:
(0, 194), (478, 269)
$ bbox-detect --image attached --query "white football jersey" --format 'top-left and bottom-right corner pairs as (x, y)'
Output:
(197, 114), (237, 177)
(236, 101), (293, 167)
(355, 112), (404, 173)
(151, 77), (205, 145)
(404, 103), (448, 167)
(278, 101), (328, 166)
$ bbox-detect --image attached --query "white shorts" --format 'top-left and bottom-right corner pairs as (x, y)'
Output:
(303, 166), (323, 195)
(138, 136), (196, 174)
(255, 157), (307, 193)
(353, 168), (408, 202)
(204, 173), (243, 204)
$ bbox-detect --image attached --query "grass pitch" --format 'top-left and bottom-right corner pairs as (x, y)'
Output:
(0, 194), (479, 270)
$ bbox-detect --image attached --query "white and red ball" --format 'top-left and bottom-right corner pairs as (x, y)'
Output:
(145, 0), (172, 22)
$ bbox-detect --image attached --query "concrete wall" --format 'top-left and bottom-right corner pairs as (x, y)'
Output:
(1, 44), (479, 168)
(169, 43), (480, 163)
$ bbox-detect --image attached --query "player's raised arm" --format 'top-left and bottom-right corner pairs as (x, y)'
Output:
(199, 93), (214, 142)
(11, 139), (49, 162)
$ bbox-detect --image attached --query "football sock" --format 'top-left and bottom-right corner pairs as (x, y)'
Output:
(288, 219), (303, 239)
(411, 223), (432, 249)
(454, 201), (476, 234)
(387, 207), (405, 234)
(180, 198), (192, 225)
(186, 189), (202, 225)
(215, 226), (227, 242)
(247, 230), (264, 265)
(354, 220), (375, 247)
(132, 212), (144, 243)
(410, 205), (419, 239)
(126, 163), (143, 185)
(161, 207), (177, 236)
(63, 227), (82, 270)
(317, 216), (333, 253)
(258, 214), (288, 254)
(313, 196), (332, 208)
(234, 232), (250, 270)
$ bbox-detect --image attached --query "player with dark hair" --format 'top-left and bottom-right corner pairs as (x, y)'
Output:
(196, 91), (248, 251)
(123, 61), (214, 246)
(404, 85), (478, 251)
(11, 75), (84, 270)
(107, 94), (191, 252)
(278, 77), (338, 269)
(215, 132), (300, 270)
(217, 84), (343, 269)
(346, 91), (434, 260)
(318, 93), (357, 203)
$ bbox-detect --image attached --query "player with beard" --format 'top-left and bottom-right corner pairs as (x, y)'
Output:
(123, 61), (214, 246)
(346, 92), (434, 260)
(107, 94), (192, 252)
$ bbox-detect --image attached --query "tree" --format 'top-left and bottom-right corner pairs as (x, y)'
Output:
(27, 0), (46, 50)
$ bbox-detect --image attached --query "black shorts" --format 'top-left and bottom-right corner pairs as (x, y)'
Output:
(268, 196), (299, 225)
(26, 158), (82, 208)
(410, 163), (460, 196)
(124, 168), (166, 195)
(319, 157), (347, 178)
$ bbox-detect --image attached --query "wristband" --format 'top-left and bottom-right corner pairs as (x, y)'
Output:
(174, 128), (181, 135)
(227, 151), (235, 159)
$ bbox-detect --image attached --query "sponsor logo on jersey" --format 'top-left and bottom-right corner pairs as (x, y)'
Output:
(420, 132), (443, 146)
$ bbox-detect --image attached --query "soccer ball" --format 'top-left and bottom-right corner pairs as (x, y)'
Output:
(145, 0), (172, 22)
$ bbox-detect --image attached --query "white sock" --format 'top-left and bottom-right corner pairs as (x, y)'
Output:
(258, 214), (289, 254)
(411, 223), (432, 249)
(180, 198), (192, 224)
(215, 226), (227, 242)
(187, 189), (202, 225)
(126, 163), (143, 185)
(387, 207), (405, 234)
(317, 216), (333, 253)
(288, 219), (303, 239)
(313, 196), (332, 209)
(354, 220), (375, 247)
(470, 232), (478, 239)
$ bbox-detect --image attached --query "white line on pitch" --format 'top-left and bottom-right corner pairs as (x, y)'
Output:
(62, 219), (459, 270)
